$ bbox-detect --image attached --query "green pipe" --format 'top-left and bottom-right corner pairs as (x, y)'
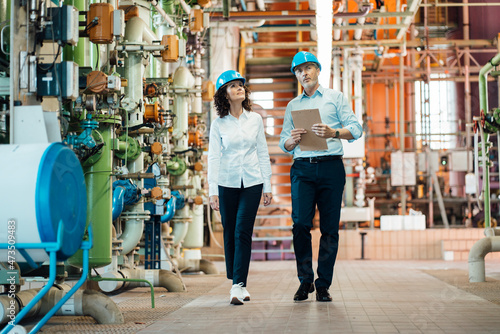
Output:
(68, 123), (114, 268)
(88, 275), (155, 308)
(478, 52), (500, 228)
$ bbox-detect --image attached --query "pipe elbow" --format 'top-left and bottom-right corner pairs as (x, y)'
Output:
(82, 290), (124, 324)
(199, 259), (219, 275)
(469, 237), (492, 262)
(112, 186), (126, 221)
(158, 269), (185, 292)
(161, 196), (177, 222)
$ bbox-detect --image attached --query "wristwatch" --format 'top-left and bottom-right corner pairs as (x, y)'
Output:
(333, 130), (340, 138)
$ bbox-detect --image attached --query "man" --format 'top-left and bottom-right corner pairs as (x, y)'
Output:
(279, 51), (363, 302)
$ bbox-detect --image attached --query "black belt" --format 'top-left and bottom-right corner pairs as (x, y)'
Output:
(295, 155), (342, 163)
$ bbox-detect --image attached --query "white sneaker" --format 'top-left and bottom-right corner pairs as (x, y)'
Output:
(242, 287), (250, 301)
(230, 283), (244, 305)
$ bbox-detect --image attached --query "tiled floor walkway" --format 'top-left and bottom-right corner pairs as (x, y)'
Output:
(138, 260), (500, 334)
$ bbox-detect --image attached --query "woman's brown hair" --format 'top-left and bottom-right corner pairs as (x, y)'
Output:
(213, 82), (252, 117)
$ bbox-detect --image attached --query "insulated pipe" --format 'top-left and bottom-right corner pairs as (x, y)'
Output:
(99, 267), (184, 293)
(332, 49), (341, 91)
(469, 236), (500, 282)
(151, 0), (176, 27)
(210, 7), (369, 21)
(125, 16), (158, 44)
(176, 257), (219, 275)
(183, 204), (204, 248)
(0, 288), (123, 325)
(484, 228), (500, 237)
(354, 17), (365, 40)
(333, 17), (343, 41)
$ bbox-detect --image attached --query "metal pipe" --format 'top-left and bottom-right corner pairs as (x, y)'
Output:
(112, 186), (125, 221)
(161, 196), (177, 223)
(151, 0), (176, 27)
(97, 267), (184, 293)
(0, 288), (124, 326)
(469, 236), (500, 282)
(399, 42), (406, 214)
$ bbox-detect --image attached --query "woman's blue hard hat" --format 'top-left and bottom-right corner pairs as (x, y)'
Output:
(216, 70), (246, 92)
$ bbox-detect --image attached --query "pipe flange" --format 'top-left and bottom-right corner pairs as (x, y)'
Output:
(115, 135), (142, 161)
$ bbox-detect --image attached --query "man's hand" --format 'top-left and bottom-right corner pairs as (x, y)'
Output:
(291, 128), (307, 144)
(312, 123), (335, 138)
(210, 195), (219, 211)
(263, 193), (273, 206)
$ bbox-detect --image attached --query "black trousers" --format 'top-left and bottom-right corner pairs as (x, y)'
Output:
(219, 183), (263, 286)
(290, 159), (345, 289)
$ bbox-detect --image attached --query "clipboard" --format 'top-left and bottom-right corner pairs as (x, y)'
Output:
(291, 108), (328, 151)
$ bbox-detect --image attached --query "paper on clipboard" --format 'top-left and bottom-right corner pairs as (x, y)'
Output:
(291, 108), (328, 151)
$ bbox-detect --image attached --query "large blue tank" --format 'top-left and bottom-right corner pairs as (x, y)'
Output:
(0, 143), (87, 262)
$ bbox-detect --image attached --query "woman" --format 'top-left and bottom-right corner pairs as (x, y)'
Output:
(208, 70), (273, 305)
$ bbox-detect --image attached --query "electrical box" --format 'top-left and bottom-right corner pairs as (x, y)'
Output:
(43, 5), (79, 45)
(113, 9), (125, 39)
(107, 75), (121, 91)
(449, 151), (473, 172)
(161, 35), (179, 63)
(88, 3), (114, 44)
(189, 8), (204, 33)
(37, 61), (79, 100)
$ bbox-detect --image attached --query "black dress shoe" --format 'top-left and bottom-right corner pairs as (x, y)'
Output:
(293, 282), (315, 301)
(316, 286), (332, 302)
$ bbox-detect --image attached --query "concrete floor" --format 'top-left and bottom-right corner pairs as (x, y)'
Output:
(31, 259), (500, 334)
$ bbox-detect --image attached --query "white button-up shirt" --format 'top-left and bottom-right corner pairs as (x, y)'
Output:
(208, 110), (272, 197)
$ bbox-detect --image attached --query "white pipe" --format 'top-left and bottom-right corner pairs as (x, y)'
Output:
(354, 17), (365, 40)
(333, 17), (343, 41)
(332, 49), (341, 91)
(172, 208), (190, 246)
(151, 0), (176, 28)
(176, 257), (219, 274)
(469, 236), (500, 282)
(125, 16), (159, 44)
(179, 0), (191, 14)
(209, 20), (266, 28)
(484, 228), (500, 237)
(342, 48), (350, 96)
(0, 288), (124, 325)
(352, 51), (363, 120)
(183, 204), (204, 248)
(98, 267), (185, 293)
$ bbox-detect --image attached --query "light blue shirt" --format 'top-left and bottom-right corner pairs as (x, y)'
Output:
(279, 85), (363, 158)
(208, 110), (272, 197)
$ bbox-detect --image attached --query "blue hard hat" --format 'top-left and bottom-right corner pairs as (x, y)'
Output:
(290, 51), (322, 73)
(216, 70), (246, 92)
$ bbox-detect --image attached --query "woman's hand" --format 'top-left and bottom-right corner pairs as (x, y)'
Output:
(210, 195), (219, 211)
(263, 193), (273, 206)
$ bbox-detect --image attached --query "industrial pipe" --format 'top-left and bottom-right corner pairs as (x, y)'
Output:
(112, 186), (125, 221)
(151, 0), (176, 27)
(161, 196), (177, 223)
(469, 236), (500, 282)
(98, 267), (184, 293)
(0, 287), (123, 325)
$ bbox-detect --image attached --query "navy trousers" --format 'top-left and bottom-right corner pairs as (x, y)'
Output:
(219, 183), (263, 286)
(290, 159), (346, 289)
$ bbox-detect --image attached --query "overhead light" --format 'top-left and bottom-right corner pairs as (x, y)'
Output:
(316, 0), (333, 88)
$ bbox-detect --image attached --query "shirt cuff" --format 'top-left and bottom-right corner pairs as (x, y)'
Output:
(209, 184), (218, 197)
(263, 180), (272, 194)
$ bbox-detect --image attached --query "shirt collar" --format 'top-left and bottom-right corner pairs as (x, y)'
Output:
(300, 84), (325, 100)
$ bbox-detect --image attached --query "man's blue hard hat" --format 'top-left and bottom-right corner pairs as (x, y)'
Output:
(216, 70), (246, 92)
(290, 51), (322, 74)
